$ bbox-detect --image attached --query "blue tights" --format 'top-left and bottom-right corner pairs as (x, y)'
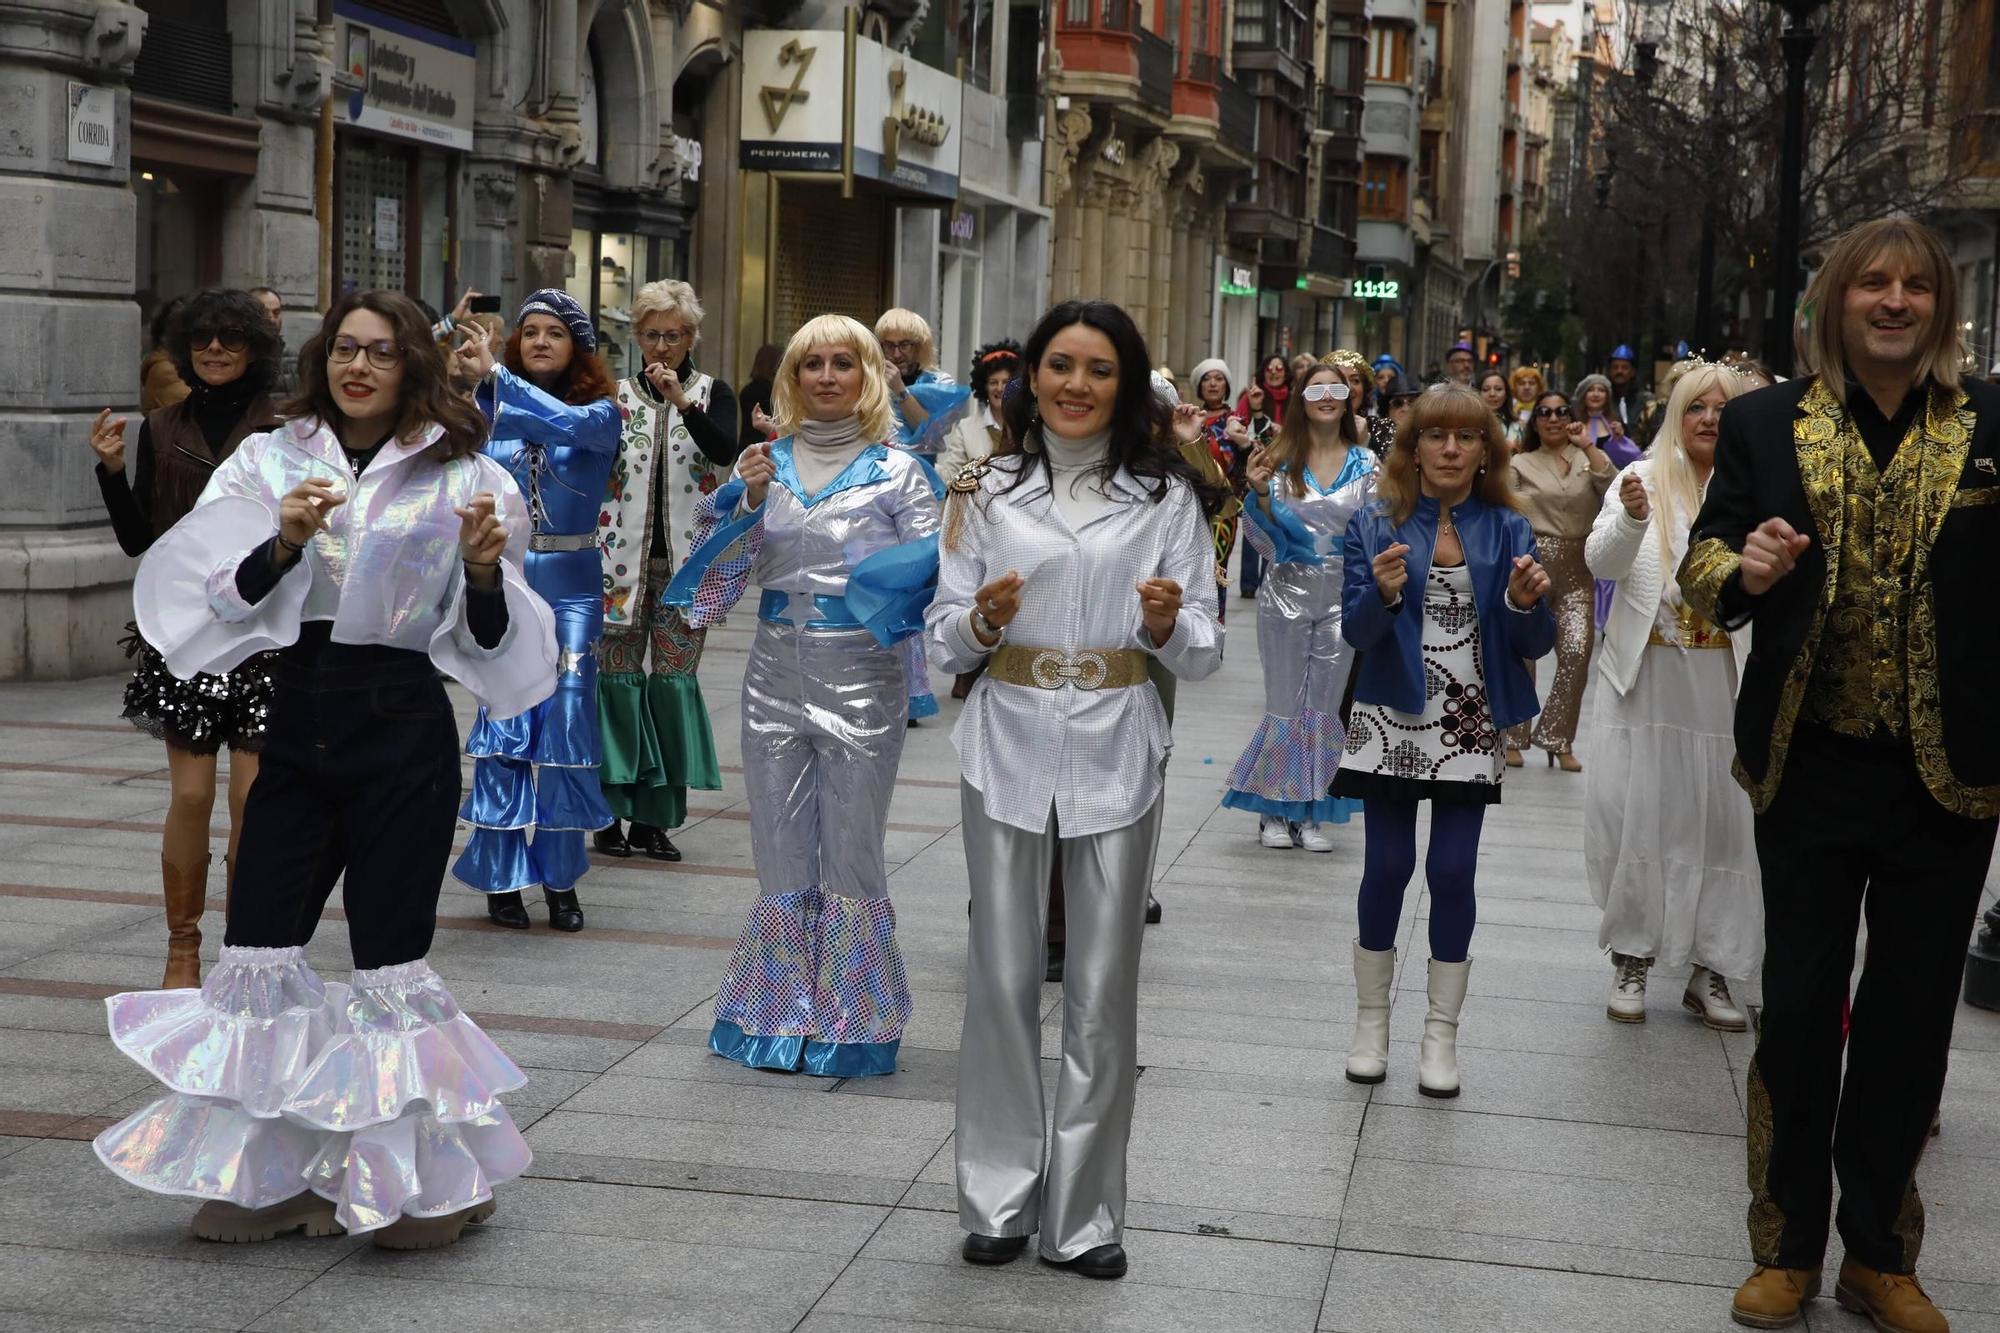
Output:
(1354, 799), (1485, 963)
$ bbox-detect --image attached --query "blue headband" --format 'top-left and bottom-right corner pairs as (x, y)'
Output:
(518, 288), (595, 354)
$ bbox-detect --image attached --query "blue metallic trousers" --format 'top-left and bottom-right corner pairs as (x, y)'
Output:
(454, 547), (613, 895)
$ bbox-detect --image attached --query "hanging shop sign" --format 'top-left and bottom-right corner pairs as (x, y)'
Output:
(740, 27), (961, 201)
(332, 1), (476, 152)
(1218, 264), (1256, 297)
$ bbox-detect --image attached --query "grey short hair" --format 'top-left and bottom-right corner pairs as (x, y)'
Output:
(631, 279), (704, 332)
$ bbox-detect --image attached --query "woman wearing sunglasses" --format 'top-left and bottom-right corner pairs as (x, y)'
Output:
(1503, 390), (1616, 771)
(595, 280), (739, 864)
(1335, 385), (1555, 1098)
(1224, 362), (1376, 852)
(450, 290), (622, 932)
(94, 288), (556, 1249)
(89, 288), (286, 988)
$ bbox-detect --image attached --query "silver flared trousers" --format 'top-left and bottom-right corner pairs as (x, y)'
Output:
(955, 779), (1164, 1260)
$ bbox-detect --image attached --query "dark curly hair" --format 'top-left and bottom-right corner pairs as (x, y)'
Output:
(283, 289), (489, 461)
(997, 300), (1228, 519)
(969, 337), (1023, 385)
(169, 289), (284, 394)
(503, 325), (618, 406)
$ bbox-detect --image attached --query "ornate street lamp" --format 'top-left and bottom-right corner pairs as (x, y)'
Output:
(1767, 0), (1827, 377)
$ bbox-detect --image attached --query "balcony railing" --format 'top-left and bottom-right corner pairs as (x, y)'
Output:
(1187, 50), (1220, 85)
(1219, 73), (1258, 151)
(1138, 28), (1176, 109)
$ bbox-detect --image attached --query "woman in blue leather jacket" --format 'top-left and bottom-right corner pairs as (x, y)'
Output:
(1332, 384), (1556, 1100)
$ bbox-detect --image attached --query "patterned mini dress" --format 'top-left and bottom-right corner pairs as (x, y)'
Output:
(1333, 561), (1504, 805)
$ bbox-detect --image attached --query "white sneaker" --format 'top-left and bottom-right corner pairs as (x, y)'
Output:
(1683, 965), (1748, 1032)
(1258, 815), (1295, 849)
(1606, 953), (1650, 1024)
(1298, 822), (1336, 852)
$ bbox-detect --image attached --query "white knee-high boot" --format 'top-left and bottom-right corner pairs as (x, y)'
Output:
(1346, 942), (1396, 1084)
(1417, 958), (1471, 1098)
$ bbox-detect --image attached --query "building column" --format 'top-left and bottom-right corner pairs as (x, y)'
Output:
(227, 7), (331, 350)
(1077, 178), (1108, 301)
(0, 1), (147, 679)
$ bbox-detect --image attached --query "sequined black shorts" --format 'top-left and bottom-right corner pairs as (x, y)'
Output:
(120, 628), (277, 756)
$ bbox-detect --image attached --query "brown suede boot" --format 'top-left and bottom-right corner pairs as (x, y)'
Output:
(160, 854), (211, 989)
(1731, 1265), (1822, 1328)
(1836, 1257), (1949, 1333)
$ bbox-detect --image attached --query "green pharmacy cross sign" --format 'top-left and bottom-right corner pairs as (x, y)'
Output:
(1353, 266), (1400, 310)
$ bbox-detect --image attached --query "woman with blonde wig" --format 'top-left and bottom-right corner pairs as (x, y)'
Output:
(669, 314), (941, 1076)
(1335, 386), (1556, 1098)
(1585, 362), (1759, 1030)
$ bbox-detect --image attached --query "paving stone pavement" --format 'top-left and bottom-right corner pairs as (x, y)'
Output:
(0, 596), (1995, 1333)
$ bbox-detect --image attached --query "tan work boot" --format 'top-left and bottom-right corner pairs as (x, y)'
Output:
(160, 854), (211, 989)
(193, 1193), (343, 1243)
(1836, 1256), (1949, 1333)
(371, 1198), (498, 1250)
(1730, 1265), (1822, 1328)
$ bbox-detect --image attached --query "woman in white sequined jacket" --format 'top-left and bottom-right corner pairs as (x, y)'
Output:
(91, 290), (557, 1253)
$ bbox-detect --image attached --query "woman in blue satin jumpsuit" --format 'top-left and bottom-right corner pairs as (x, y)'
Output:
(451, 289), (622, 932)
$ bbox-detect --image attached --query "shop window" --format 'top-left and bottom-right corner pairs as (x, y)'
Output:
(338, 138), (411, 297)
(1360, 156), (1406, 220)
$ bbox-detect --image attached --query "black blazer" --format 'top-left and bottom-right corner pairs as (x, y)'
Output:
(1679, 374), (2000, 814)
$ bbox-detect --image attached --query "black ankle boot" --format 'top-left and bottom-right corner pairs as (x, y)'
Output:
(962, 1233), (1029, 1265)
(592, 821), (633, 858)
(630, 823), (682, 863)
(1145, 892), (1163, 924)
(486, 892), (530, 930)
(1045, 940), (1066, 983)
(544, 888), (584, 932)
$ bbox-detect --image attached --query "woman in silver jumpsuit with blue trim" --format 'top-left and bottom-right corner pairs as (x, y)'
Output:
(668, 314), (941, 1077)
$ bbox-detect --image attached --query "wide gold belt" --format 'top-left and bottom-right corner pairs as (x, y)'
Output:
(987, 644), (1149, 691)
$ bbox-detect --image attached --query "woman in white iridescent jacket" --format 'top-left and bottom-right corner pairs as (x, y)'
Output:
(91, 290), (557, 1252)
(668, 314), (941, 1078)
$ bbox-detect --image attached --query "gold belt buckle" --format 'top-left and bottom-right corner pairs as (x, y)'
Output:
(1030, 649), (1110, 691)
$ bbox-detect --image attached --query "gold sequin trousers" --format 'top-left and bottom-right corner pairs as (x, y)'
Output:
(1503, 535), (1593, 756)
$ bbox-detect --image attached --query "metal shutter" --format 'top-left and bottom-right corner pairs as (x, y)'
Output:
(771, 185), (891, 341)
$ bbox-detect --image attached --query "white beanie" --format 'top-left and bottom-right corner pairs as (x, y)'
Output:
(1188, 358), (1233, 396)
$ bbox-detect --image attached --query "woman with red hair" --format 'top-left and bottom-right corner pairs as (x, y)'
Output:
(451, 289), (622, 932)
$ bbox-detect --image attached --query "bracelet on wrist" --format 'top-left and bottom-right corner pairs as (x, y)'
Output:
(275, 533), (304, 554)
(462, 557), (499, 567)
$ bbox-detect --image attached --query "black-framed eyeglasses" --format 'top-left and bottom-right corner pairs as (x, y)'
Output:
(1387, 395), (1418, 409)
(187, 326), (250, 353)
(329, 336), (402, 370)
(1535, 405), (1572, 419)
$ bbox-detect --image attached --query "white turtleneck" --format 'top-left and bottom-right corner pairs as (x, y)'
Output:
(792, 415), (869, 493)
(1041, 426), (1115, 529)
(956, 425), (1118, 656)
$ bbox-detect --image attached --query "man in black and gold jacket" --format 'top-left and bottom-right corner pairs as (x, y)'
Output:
(1680, 219), (2000, 1333)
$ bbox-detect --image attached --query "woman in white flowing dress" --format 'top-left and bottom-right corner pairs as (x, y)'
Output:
(1583, 361), (1761, 1030)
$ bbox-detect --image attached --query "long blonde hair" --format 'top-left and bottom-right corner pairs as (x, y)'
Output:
(1798, 217), (1966, 405)
(1645, 364), (1747, 571)
(1376, 385), (1518, 525)
(770, 314), (896, 442)
(1268, 364), (1364, 496)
